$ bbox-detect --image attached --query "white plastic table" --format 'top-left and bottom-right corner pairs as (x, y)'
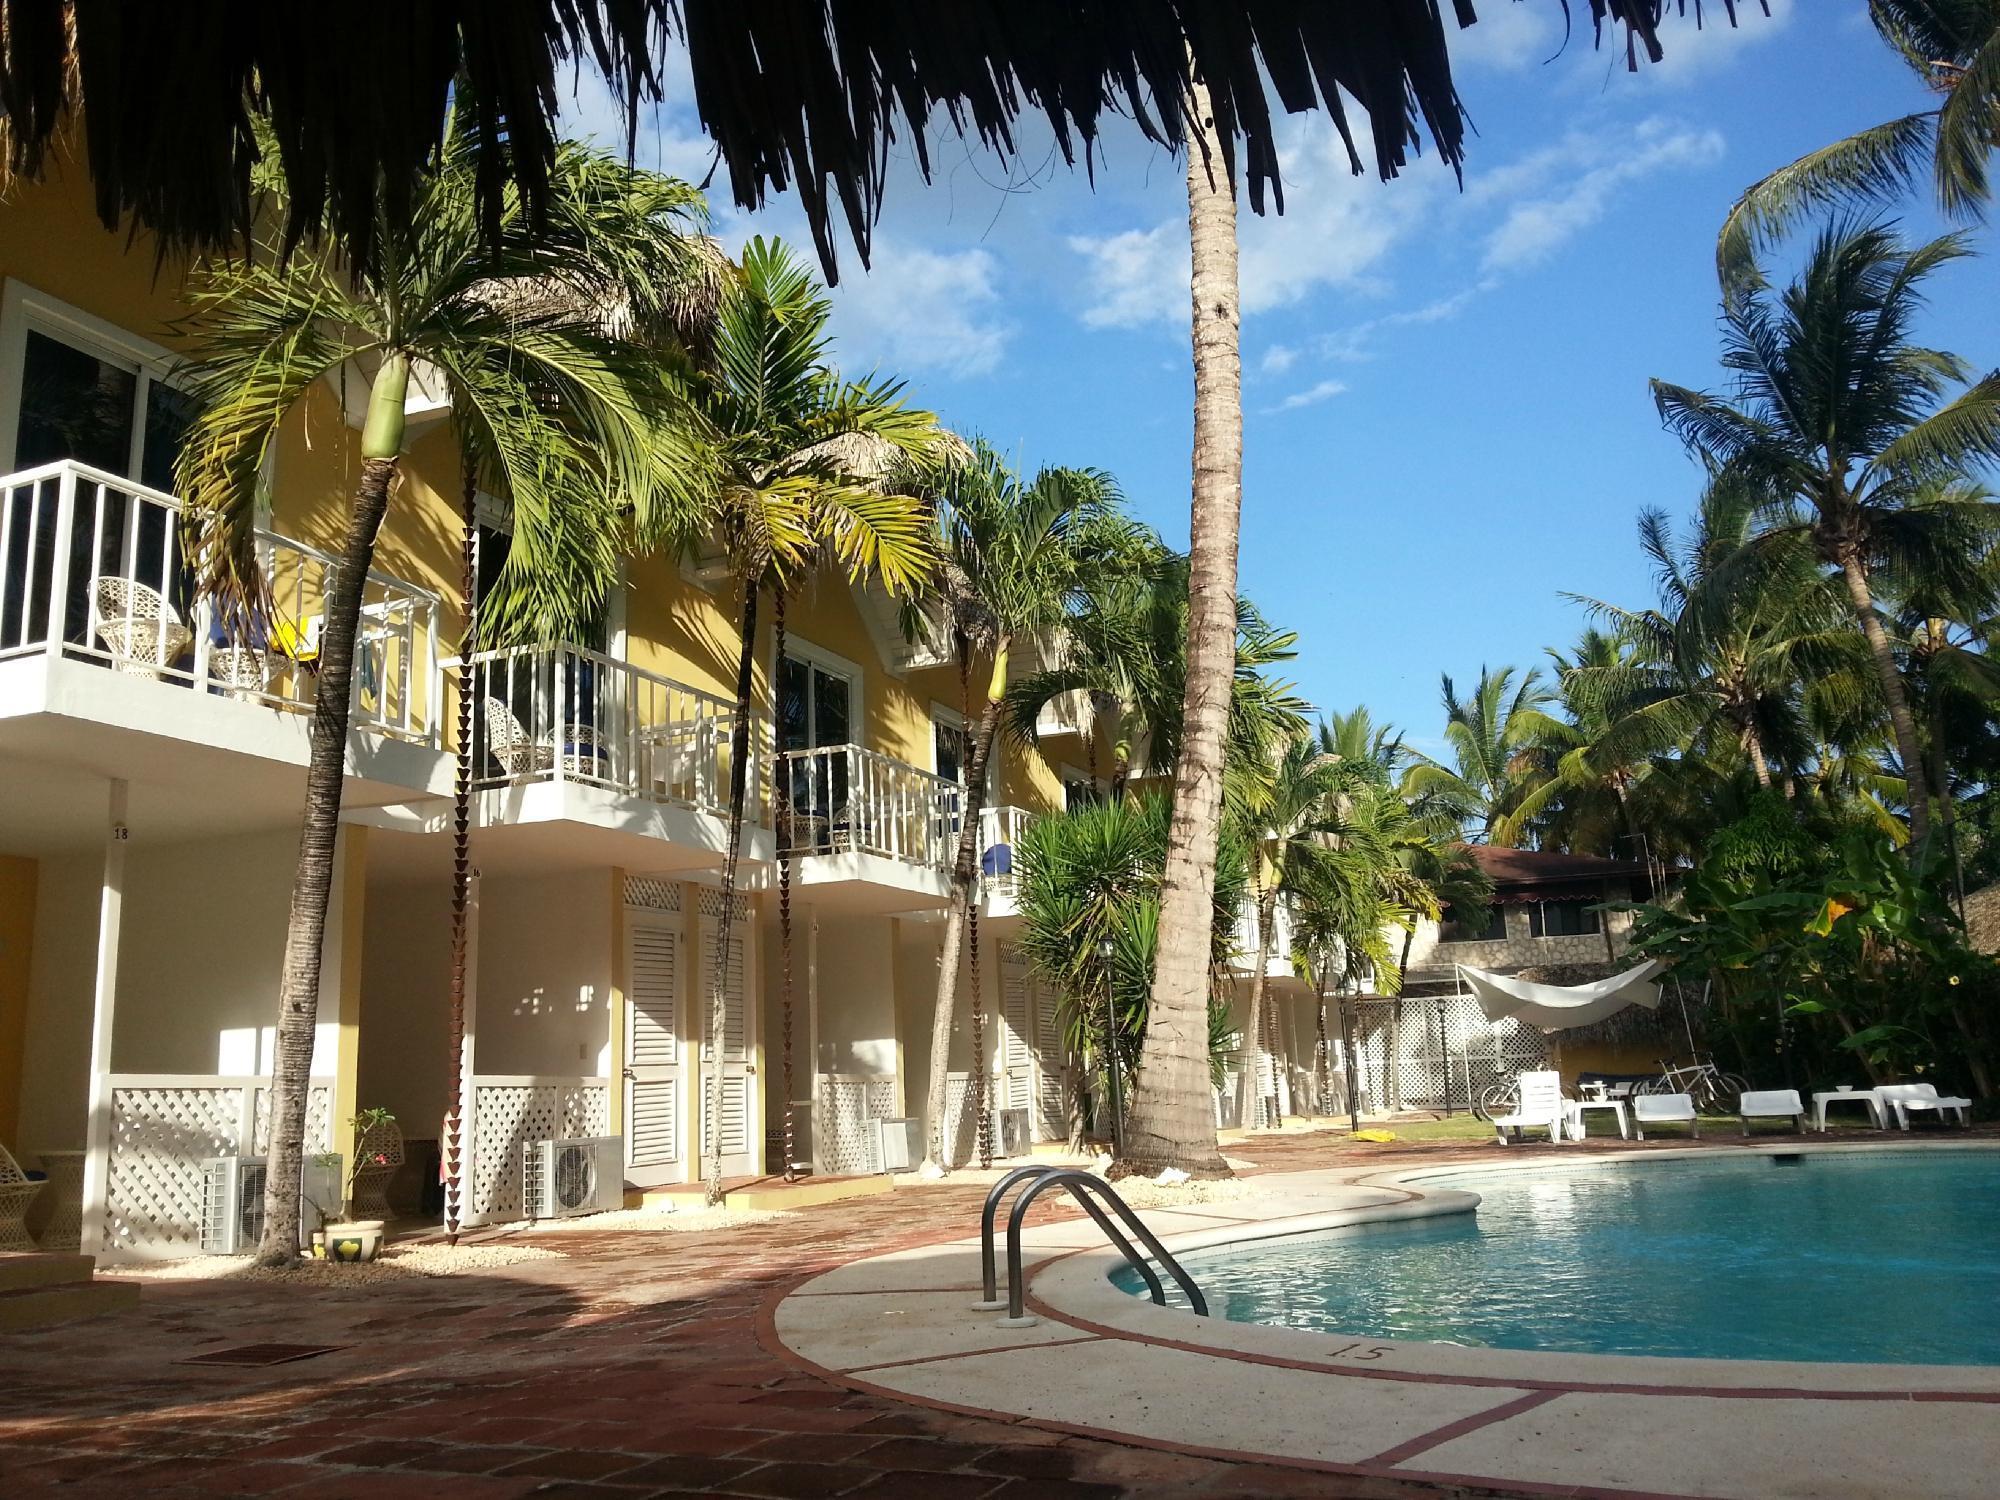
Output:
(1812, 1088), (1886, 1131)
(1563, 1098), (1630, 1141)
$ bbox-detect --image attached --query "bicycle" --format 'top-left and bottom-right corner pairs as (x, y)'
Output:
(1637, 1054), (1749, 1114)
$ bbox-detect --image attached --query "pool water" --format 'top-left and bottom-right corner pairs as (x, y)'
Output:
(1112, 1151), (2000, 1365)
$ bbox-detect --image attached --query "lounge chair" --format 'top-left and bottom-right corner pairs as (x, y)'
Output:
(1632, 1091), (1700, 1141)
(1492, 1070), (1565, 1145)
(1875, 1083), (1971, 1130)
(1738, 1089), (1806, 1136)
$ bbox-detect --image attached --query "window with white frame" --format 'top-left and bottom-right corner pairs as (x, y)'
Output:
(778, 640), (858, 838)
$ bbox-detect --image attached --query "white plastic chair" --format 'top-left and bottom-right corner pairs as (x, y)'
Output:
(0, 1144), (43, 1252)
(1876, 1082), (1971, 1129)
(1632, 1091), (1700, 1140)
(1738, 1089), (1806, 1136)
(94, 577), (191, 677)
(1492, 1071), (1565, 1145)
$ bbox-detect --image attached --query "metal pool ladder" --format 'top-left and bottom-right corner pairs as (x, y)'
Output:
(975, 1165), (1208, 1326)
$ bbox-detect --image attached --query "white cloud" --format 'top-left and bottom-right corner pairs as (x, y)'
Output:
(1319, 286), (1488, 363)
(1069, 116), (1452, 331)
(1448, 4), (1562, 72)
(1480, 119), (1724, 272)
(1260, 344), (1301, 376)
(1275, 378), (1349, 412)
(823, 242), (1015, 379)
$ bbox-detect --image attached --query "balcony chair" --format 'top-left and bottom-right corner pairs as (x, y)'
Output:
(0, 1144), (43, 1253)
(93, 576), (191, 679)
(204, 607), (274, 700)
(347, 1115), (405, 1219)
(483, 697), (605, 778)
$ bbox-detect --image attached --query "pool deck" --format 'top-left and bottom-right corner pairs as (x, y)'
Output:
(772, 1139), (2000, 1500)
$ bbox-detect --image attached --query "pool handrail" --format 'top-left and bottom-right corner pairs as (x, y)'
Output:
(985, 1166), (1209, 1322)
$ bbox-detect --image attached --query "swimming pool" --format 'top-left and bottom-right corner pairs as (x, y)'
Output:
(1111, 1150), (2000, 1366)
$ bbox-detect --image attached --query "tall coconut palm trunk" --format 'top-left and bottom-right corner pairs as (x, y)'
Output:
(443, 460), (479, 1242)
(1124, 74), (1238, 1178)
(924, 644), (1006, 1169)
(1336, 987), (1362, 1133)
(708, 582), (760, 1204)
(257, 359), (407, 1267)
(1835, 551), (1931, 850)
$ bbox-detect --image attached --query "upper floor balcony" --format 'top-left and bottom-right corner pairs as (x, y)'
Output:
(0, 461), (451, 845)
(776, 742), (1037, 913)
(453, 640), (761, 873)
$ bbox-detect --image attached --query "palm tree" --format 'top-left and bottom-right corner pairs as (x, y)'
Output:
(1564, 480), (1864, 800)
(1118, 68), (1245, 1178)
(914, 445), (1123, 1171)
(676, 236), (941, 1203)
(1403, 666), (1566, 846)
(1652, 222), (2000, 851)
(1718, 1), (2000, 294)
(174, 125), (710, 1266)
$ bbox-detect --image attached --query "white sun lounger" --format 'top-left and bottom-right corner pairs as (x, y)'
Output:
(1875, 1083), (1972, 1129)
(1632, 1091), (1700, 1140)
(1738, 1089), (1806, 1135)
(1492, 1070), (1565, 1145)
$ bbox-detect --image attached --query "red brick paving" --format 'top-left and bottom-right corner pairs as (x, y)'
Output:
(9, 1128), (1938, 1499)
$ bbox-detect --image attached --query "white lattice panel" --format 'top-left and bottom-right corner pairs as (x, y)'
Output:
(468, 1080), (611, 1223)
(815, 1075), (896, 1175)
(942, 1073), (983, 1169)
(103, 1079), (332, 1259)
(624, 875), (683, 911)
(696, 888), (749, 922)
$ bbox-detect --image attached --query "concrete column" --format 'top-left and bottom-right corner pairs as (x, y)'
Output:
(78, 779), (128, 1259)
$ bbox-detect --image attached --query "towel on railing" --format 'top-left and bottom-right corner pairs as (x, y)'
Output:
(981, 843), (1012, 877)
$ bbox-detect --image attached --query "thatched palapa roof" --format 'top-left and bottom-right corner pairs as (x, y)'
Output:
(1967, 884), (2000, 956)
(0, 3), (1757, 278)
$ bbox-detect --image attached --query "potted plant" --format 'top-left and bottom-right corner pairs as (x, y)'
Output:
(314, 1107), (398, 1264)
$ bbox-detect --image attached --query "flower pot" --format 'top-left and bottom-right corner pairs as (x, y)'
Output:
(311, 1230), (327, 1260)
(323, 1221), (385, 1264)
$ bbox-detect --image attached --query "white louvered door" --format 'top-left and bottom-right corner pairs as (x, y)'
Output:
(998, 949), (1034, 1114)
(1032, 966), (1068, 1143)
(698, 904), (758, 1177)
(624, 917), (682, 1186)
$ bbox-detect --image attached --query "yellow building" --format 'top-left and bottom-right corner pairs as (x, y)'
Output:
(0, 155), (1100, 1258)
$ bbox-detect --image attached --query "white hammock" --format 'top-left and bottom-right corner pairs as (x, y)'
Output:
(1459, 960), (1664, 1033)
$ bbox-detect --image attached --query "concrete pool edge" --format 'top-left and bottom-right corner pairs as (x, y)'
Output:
(767, 1141), (2000, 1500)
(1036, 1140), (2000, 1397)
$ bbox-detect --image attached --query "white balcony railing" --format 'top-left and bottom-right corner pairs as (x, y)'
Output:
(978, 803), (1035, 894)
(0, 460), (441, 741)
(777, 743), (964, 868)
(456, 642), (744, 817)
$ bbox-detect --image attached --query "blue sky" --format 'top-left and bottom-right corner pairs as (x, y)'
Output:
(570, 1), (1999, 758)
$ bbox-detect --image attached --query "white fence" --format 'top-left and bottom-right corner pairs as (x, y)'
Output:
(465, 1074), (611, 1224)
(99, 1073), (334, 1261)
(459, 643), (744, 816)
(814, 1072), (898, 1175)
(0, 460), (441, 741)
(778, 743), (961, 867)
(978, 804), (1034, 895)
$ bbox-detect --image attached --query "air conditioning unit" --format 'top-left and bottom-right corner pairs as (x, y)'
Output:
(868, 1116), (924, 1173)
(523, 1137), (625, 1220)
(201, 1154), (343, 1255)
(997, 1107), (1033, 1158)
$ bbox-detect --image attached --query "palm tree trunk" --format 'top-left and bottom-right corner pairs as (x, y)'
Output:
(1236, 884), (1276, 1130)
(255, 454), (398, 1265)
(707, 581), (759, 1204)
(1123, 71), (1238, 1178)
(442, 458), (479, 1241)
(1313, 970), (1330, 1118)
(923, 642), (1006, 1170)
(773, 589), (799, 1181)
(1836, 551), (1930, 850)
(1337, 988), (1362, 1133)
(1739, 717), (1774, 789)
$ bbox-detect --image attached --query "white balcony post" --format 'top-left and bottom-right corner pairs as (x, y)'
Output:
(43, 466), (77, 655)
(79, 778), (129, 1258)
(550, 647), (568, 785)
